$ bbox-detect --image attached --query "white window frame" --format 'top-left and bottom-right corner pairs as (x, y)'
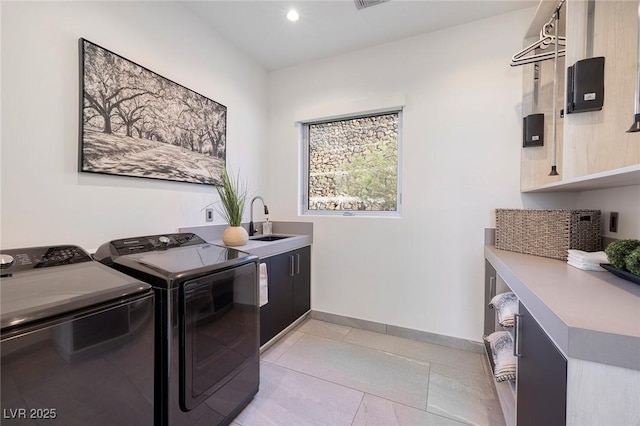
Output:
(300, 108), (403, 217)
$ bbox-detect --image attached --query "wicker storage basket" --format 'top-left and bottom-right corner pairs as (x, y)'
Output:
(495, 209), (601, 260)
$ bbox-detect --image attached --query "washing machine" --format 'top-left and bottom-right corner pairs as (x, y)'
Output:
(0, 244), (154, 425)
(94, 233), (259, 426)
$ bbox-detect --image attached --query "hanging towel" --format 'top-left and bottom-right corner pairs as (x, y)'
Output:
(259, 263), (268, 307)
(484, 331), (517, 382)
(489, 292), (518, 328)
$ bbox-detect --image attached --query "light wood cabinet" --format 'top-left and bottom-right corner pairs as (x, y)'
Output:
(520, 2), (567, 191)
(563, 0), (640, 179)
(520, 0), (640, 191)
(520, 51), (565, 190)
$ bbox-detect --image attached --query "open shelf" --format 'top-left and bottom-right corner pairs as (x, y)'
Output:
(484, 339), (496, 372)
(521, 164), (640, 193)
(483, 338), (516, 426)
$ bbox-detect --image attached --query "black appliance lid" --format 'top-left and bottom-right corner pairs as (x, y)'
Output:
(119, 243), (253, 275)
(0, 245), (150, 330)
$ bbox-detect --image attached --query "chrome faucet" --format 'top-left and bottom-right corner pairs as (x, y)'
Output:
(249, 196), (269, 236)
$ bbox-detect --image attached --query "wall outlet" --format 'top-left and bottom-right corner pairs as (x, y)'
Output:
(609, 212), (619, 233)
(205, 208), (214, 222)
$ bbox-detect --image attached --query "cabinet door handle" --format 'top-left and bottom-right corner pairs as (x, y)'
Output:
(290, 255), (295, 277)
(296, 253), (300, 275)
(489, 276), (496, 297)
(513, 313), (523, 357)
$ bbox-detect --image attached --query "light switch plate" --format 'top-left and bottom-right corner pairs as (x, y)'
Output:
(206, 208), (214, 222)
(609, 212), (619, 233)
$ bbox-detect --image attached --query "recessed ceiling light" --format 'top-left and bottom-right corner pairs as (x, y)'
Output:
(286, 9), (299, 22)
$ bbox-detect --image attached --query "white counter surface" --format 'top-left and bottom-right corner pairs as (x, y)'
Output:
(485, 245), (640, 370)
(211, 234), (312, 258)
(178, 222), (313, 258)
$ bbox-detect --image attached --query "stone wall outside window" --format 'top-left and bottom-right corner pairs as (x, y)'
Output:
(308, 113), (398, 211)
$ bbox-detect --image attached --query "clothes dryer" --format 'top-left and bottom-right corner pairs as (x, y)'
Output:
(0, 244), (154, 425)
(95, 233), (259, 426)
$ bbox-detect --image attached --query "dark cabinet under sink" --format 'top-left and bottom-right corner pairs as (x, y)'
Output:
(259, 246), (310, 346)
(292, 246), (311, 320)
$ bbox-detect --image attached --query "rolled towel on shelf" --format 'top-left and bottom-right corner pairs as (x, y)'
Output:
(489, 292), (518, 328)
(259, 262), (268, 307)
(484, 331), (517, 382)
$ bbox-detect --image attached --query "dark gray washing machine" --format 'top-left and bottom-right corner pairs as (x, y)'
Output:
(94, 233), (260, 426)
(0, 244), (155, 425)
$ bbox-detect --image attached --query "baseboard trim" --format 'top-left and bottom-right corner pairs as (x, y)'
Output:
(310, 310), (484, 354)
(260, 311), (311, 353)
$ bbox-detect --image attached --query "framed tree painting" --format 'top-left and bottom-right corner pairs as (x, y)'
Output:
(79, 38), (226, 185)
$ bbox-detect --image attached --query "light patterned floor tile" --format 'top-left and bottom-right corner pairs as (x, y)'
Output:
(353, 394), (466, 426)
(427, 363), (505, 426)
(247, 321), (504, 425)
(261, 331), (304, 363)
(344, 328), (485, 374)
(234, 363), (363, 426)
(295, 319), (352, 341)
(273, 334), (430, 410)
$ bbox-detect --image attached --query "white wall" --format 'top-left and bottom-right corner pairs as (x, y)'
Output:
(4, 2), (632, 344)
(0, 1), (268, 251)
(266, 8), (579, 342)
(577, 185), (640, 239)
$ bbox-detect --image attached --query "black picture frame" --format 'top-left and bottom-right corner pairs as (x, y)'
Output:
(78, 38), (226, 185)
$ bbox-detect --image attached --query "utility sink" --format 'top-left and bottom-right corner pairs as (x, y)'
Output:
(251, 235), (292, 242)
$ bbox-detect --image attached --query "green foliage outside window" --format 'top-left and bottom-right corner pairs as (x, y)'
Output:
(337, 141), (397, 211)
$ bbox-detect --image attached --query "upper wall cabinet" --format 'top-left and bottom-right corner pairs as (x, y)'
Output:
(563, 0), (639, 179)
(520, 0), (640, 192)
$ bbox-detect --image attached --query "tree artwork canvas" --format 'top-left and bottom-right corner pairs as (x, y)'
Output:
(79, 39), (226, 185)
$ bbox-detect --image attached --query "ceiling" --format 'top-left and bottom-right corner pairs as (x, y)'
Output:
(182, 0), (537, 71)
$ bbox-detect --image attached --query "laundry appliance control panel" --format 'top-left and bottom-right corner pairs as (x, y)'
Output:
(0, 245), (92, 274)
(108, 233), (206, 255)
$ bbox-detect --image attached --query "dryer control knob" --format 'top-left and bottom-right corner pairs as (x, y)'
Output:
(158, 236), (171, 246)
(0, 254), (15, 269)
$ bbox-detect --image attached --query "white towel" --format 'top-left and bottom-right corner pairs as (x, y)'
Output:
(259, 263), (268, 307)
(567, 250), (608, 271)
(567, 260), (606, 271)
(489, 292), (518, 328)
(567, 250), (608, 264)
(484, 331), (517, 382)
(567, 255), (605, 264)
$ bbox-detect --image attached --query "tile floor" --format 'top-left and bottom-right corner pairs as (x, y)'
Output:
(234, 319), (505, 426)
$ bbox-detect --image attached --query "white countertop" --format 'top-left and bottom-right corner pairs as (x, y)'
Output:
(210, 234), (312, 258)
(179, 222), (313, 258)
(485, 245), (640, 370)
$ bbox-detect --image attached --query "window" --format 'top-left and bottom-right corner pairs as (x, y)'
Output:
(302, 110), (402, 216)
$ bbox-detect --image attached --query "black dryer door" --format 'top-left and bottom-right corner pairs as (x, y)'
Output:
(180, 262), (258, 411)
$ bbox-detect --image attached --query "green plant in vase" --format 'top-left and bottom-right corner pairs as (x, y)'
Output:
(213, 168), (249, 246)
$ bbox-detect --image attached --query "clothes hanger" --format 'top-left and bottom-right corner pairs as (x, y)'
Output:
(510, 25), (565, 66)
(510, 12), (566, 67)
